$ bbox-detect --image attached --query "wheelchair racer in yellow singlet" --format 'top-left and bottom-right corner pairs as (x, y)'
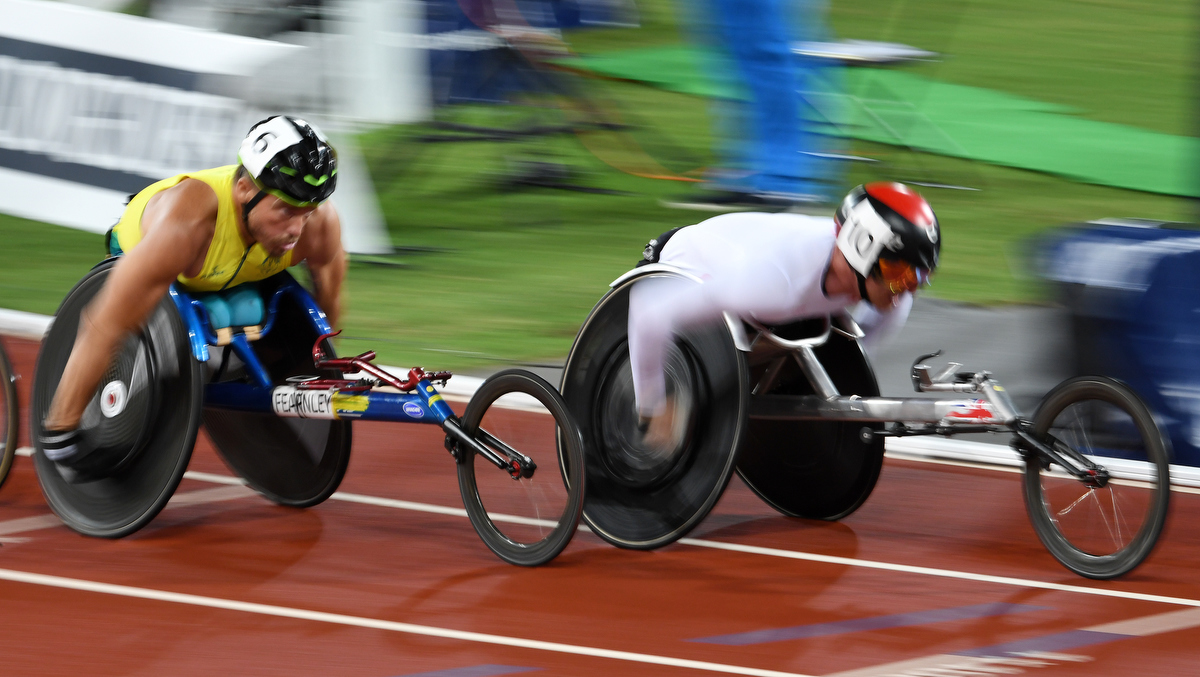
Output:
(40, 116), (347, 463)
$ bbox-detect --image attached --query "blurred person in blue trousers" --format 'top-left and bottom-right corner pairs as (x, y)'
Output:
(665, 0), (841, 212)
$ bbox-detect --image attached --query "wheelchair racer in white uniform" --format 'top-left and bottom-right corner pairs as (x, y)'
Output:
(629, 182), (942, 448)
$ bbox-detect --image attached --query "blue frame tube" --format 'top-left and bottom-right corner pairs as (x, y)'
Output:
(204, 380), (456, 426)
(414, 379), (458, 422)
(229, 333), (273, 389)
(168, 286), (211, 363)
(258, 282), (332, 337)
(179, 273), (462, 427)
(172, 276), (332, 386)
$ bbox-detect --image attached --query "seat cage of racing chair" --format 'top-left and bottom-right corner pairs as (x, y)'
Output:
(614, 264), (1018, 425)
(611, 263), (759, 352)
(167, 277), (331, 389)
(612, 263), (862, 401)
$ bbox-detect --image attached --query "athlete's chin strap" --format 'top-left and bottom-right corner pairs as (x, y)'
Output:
(856, 270), (878, 310)
(240, 190), (268, 239)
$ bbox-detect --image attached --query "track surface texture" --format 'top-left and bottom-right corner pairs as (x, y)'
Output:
(2, 335), (1199, 677)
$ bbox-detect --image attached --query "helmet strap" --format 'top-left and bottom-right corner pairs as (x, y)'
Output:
(240, 190), (268, 241)
(856, 270), (877, 310)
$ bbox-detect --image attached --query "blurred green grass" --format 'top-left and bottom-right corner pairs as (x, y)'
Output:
(0, 0), (1193, 372)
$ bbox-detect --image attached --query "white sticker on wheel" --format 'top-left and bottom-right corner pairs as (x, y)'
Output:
(100, 381), (127, 418)
(271, 386), (338, 419)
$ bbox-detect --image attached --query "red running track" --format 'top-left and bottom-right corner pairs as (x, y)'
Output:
(2, 335), (1199, 677)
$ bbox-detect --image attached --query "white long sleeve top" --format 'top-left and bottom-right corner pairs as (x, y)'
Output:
(627, 211), (912, 415)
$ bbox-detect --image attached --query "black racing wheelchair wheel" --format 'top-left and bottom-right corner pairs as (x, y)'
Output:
(0, 339), (18, 489)
(561, 273), (748, 549)
(737, 321), (885, 520)
(202, 272), (352, 508)
(457, 369), (585, 566)
(1024, 376), (1170, 579)
(31, 259), (203, 537)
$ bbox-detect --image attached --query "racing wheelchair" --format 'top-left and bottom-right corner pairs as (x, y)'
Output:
(561, 264), (1172, 579)
(30, 259), (585, 566)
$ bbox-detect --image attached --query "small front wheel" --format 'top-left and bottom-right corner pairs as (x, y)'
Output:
(1024, 376), (1170, 579)
(457, 370), (585, 566)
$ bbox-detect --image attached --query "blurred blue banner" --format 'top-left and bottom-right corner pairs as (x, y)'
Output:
(1043, 220), (1200, 466)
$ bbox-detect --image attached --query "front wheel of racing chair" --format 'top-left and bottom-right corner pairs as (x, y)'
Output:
(456, 369), (586, 566)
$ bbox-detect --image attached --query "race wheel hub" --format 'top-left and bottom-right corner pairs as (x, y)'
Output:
(62, 332), (158, 480)
(595, 344), (698, 489)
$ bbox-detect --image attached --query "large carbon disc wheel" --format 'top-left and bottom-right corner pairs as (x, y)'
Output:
(1024, 376), (1170, 579)
(457, 370), (585, 566)
(561, 275), (748, 549)
(737, 321), (884, 520)
(203, 272), (351, 508)
(31, 259), (202, 537)
(0, 341), (18, 489)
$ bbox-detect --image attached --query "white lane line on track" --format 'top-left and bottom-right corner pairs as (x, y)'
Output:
(0, 482), (258, 537)
(184, 471), (562, 527)
(828, 651), (1095, 677)
(183, 470), (249, 486)
(885, 451), (1200, 495)
(824, 651), (1092, 677)
(184, 471), (1200, 608)
(823, 604), (1200, 675)
(1088, 606), (1200, 636)
(674, 538), (1200, 608)
(0, 515), (61, 537)
(164, 484), (257, 506)
(332, 490), (560, 528)
(14, 466), (1200, 608)
(0, 567), (813, 677)
(31, 447), (1200, 494)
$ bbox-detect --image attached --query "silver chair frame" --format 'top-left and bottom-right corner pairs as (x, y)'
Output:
(616, 264), (1023, 433)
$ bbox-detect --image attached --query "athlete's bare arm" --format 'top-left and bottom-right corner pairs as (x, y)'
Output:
(293, 203), (347, 330)
(43, 180), (217, 431)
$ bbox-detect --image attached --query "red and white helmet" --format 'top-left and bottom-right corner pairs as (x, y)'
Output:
(835, 182), (940, 279)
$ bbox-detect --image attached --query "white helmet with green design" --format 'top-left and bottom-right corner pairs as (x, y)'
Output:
(238, 115), (338, 208)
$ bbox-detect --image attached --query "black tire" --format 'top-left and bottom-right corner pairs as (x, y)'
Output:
(737, 322), (884, 520)
(457, 369), (585, 566)
(203, 272), (352, 508)
(561, 273), (748, 549)
(1024, 376), (1171, 579)
(31, 260), (203, 537)
(0, 340), (18, 489)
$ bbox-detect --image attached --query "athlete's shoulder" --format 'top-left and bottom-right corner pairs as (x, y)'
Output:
(773, 211), (836, 228)
(693, 210), (833, 229)
(157, 177), (220, 214)
(770, 213), (837, 242)
(141, 176), (219, 244)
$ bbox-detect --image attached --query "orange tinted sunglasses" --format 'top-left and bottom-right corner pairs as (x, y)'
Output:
(877, 258), (931, 294)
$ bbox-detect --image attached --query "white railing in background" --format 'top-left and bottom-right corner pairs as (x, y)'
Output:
(0, 0), (397, 254)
